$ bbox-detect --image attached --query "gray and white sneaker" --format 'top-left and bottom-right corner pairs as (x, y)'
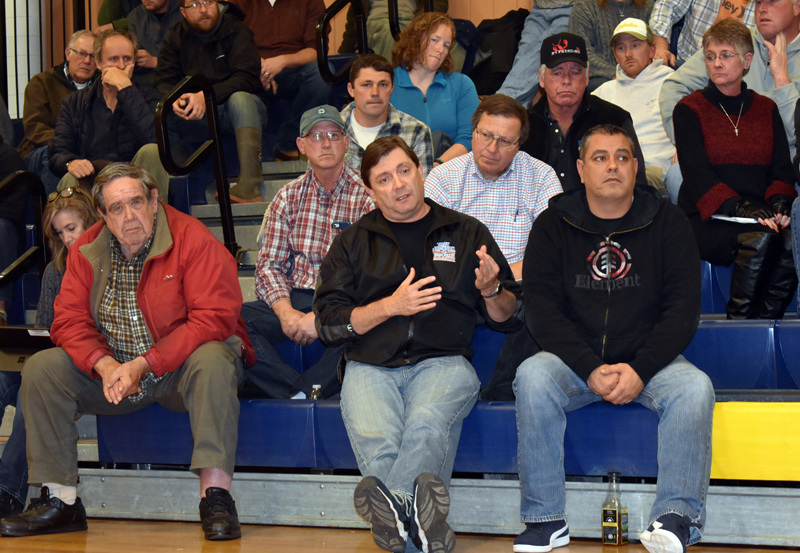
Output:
(354, 476), (410, 552)
(410, 473), (456, 553)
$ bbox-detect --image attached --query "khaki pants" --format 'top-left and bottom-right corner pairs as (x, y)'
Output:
(57, 144), (170, 200)
(21, 338), (244, 486)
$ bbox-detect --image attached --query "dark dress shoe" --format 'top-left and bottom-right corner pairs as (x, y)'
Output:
(0, 490), (24, 519)
(199, 487), (241, 541)
(0, 487), (87, 537)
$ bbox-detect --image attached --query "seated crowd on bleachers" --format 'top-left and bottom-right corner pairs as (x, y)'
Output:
(2, 1), (800, 552)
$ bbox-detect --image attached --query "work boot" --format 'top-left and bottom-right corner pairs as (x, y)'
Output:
(230, 127), (263, 203)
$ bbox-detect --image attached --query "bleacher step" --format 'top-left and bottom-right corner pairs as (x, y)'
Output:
(73, 469), (800, 547)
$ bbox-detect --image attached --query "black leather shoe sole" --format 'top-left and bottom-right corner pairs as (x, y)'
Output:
(204, 526), (242, 541)
(0, 518), (87, 537)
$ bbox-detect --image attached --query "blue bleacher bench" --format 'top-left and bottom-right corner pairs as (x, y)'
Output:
(96, 320), (799, 478)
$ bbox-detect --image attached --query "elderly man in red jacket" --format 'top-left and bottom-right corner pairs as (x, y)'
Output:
(0, 163), (254, 541)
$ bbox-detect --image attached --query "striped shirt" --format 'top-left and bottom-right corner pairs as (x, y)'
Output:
(255, 163), (375, 307)
(424, 152), (563, 264)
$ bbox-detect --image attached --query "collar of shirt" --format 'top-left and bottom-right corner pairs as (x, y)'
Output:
(309, 164), (348, 199)
(468, 151), (519, 185)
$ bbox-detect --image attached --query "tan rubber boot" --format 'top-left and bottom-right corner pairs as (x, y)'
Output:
(229, 127), (263, 203)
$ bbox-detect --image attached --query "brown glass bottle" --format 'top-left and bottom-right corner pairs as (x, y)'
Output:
(601, 471), (628, 546)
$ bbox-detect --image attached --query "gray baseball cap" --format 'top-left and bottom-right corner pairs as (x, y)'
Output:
(300, 105), (345, 136)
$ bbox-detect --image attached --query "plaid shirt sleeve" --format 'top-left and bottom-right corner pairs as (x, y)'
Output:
(649, 0), (695, 40)
(254, 188), (294, 307)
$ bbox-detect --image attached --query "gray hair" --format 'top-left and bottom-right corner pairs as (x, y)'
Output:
(92, 163), (159, 214)
(67, 29), (97, 50)
(539, 63), (590, 80)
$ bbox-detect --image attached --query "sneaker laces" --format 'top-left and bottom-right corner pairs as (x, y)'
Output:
(390, 490), (412, 521)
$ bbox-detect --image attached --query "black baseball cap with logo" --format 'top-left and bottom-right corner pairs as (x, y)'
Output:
(540, 32), (588, 68)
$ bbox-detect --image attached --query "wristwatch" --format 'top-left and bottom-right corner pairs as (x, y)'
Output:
(481, 281), (503, 299)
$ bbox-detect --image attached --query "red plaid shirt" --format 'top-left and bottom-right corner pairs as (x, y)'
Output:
(255, 163), (374, 307)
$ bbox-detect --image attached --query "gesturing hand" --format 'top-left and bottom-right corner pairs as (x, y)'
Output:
(474, 245), (501, 296)
(386, 267), (442, 317)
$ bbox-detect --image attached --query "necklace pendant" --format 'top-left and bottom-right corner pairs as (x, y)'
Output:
(735, 128), (739, 137)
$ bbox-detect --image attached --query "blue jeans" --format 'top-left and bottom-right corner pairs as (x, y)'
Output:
(0, 373), (27, 504)
(24, 146), (60, 195)
(514, 352), (714, 545)
(341, 356), (480, 499)
(664, 160), (683, 205)
(496, 5), (572, 108)
(168, 91), (268, 161)
(241, 290), (343, 399)
(271, 62), (331, 152)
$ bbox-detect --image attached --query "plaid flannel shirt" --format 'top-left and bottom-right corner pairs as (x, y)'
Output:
(254, 163), (374, 307)
(340, 102), (434, 177)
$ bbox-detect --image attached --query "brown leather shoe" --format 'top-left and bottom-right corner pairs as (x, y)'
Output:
(199, 487), (241, 541)
(0, 487), (87, 537)
(274, 148), (300, 161)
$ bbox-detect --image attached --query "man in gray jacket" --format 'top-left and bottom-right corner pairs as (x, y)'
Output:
(128, 0), (182, 87)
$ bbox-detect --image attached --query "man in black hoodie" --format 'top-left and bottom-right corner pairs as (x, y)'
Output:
(156, 0), (267, 202)
(512, 125), (714, 553)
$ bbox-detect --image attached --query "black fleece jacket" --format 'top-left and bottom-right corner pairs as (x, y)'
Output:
(523, 185), (700, 385)
(314, 199), (524, 368)
(48, 79), (161, 177)
(521, 92), (647, 193)
(156, 2), (267, 106)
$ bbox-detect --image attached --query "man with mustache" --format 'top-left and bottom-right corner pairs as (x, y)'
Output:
(520, 32), (647, 193)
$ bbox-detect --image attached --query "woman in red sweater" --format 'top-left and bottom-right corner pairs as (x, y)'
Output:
(674, 19), (797, 319)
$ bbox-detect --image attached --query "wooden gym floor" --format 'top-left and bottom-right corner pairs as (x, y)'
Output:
(0, 520), (793, 552)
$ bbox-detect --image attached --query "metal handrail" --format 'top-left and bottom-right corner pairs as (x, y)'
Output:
(0, 170), (48, 286)
(389, 0), (435, 41)
(154, 74), (239, 258)
(316, 0), (367, 86)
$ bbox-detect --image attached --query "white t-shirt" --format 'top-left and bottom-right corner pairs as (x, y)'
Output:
(349, 112), (382, 150)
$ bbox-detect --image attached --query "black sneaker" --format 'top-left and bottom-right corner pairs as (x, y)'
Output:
(0, 487), (87, 537)
(199, 487), (241, 541)
(0, 490), (24, 519)
(639, 513), (691, 553)
(513, 519), (569, 552)
(353, 476), (409, 552)
(409, 473), (455, 553)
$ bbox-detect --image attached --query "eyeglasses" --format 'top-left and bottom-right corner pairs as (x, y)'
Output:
(303, 131), (345, 143)
(704, 51), (738, 63)
(68, 48), (95, 61)
(184, 0), (215, 9)
(48, 187), (79, 203)
(474, 129), (519, 151)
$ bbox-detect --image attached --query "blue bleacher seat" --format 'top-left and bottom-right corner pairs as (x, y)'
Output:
(683, 320), (777, 389)
(95, 320), (795, 477)
(773, 320), (800, 389)
(701, 261), (797, 315)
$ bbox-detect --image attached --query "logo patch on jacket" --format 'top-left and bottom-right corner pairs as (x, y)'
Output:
(574, 240), (641, 290)
(432, 241), (456, 263)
